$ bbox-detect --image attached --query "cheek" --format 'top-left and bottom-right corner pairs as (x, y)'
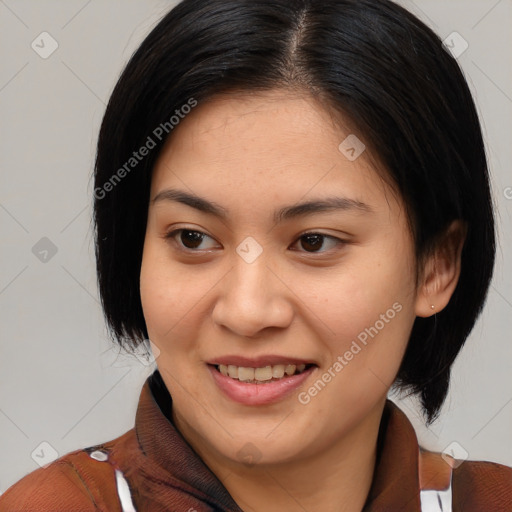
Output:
(311, 265), (410, 326)
(139, 241), (189, 339)
(139, 239), (220, 345)
(307, 247), (416, 365)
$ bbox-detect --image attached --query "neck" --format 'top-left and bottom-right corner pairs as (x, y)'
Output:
(176, 400), (385, 512)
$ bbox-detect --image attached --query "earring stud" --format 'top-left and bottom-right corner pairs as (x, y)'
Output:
(431, 304), (435, 310)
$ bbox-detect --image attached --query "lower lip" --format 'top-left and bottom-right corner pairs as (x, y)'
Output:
(208, 365), (316, 406)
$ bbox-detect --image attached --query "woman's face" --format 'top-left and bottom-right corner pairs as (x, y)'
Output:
(140, 89), (422, 467)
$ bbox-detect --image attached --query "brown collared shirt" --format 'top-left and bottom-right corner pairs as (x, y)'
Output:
(1, 370), (511, 511)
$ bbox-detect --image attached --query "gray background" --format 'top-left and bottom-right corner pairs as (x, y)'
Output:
(1, 0), (511, 493)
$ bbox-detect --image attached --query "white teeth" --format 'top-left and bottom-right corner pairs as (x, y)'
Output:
(272, 364), (285, 378)
(285, 364), (296, 376)
(216, 363), (309, 382)
(254, 366), (273, 381)
(237, 367), (255, 382)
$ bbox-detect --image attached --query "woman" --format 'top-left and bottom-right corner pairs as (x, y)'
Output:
(1, 0), (510, 510)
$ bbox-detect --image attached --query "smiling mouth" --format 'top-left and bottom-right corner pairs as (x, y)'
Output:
(213, 363), (314, 384)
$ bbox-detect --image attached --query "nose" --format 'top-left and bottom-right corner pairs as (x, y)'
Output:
(211, 256), (294, 338)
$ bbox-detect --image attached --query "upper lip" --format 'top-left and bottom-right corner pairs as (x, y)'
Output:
(206, 355), (316, 367)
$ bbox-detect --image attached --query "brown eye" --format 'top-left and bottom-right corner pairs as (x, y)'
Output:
(179, 230), (204, 249)
(293, 233), (343, 253)
(165, 229), (218, 251)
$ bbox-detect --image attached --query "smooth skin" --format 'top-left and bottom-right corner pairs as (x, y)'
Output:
(139, 89), (465, 512)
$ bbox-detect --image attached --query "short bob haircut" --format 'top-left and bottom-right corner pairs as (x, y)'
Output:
(93, 0), (495, 424)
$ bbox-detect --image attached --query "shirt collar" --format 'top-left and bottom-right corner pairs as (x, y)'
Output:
(135, 370), (421, 511)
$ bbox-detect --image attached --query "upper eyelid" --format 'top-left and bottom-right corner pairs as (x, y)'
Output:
(165, 227), (217, 242)
(165, 227), (343, 240)
(165, 227), (345, 250)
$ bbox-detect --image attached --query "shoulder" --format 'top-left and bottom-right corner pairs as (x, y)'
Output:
(452, 458), (512, 511)
(0, 450), (104, 512)
(419, 449), (512, 511)
(0, 431), (134, 512)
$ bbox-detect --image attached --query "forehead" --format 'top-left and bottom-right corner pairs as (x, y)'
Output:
(150, 89), (399, 217)
(158, 89), (347, 158)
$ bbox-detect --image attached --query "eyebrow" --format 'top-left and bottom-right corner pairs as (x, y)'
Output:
(152, 188), (373, 223)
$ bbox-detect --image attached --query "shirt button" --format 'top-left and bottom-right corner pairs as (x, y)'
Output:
(89, 449), (109, 462)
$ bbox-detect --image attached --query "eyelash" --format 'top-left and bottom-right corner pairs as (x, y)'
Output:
(163, 228), (346, 255)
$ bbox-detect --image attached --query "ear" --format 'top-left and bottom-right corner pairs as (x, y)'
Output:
(415, 220), (467, 318)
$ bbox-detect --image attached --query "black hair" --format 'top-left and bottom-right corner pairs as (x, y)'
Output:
(93, 0), (495, 424)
